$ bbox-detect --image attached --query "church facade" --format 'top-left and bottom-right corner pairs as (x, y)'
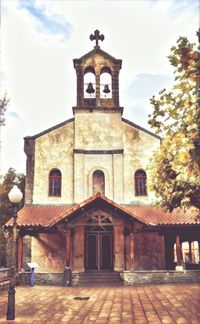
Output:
(6, 31), (200, 283)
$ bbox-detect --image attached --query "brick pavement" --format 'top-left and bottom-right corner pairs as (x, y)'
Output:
(0, 284), (200, 323)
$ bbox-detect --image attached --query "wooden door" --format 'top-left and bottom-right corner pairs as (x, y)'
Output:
(85, 233), (98, 270)
(85, 232), (113, 270)
(100, 233), (113, 270)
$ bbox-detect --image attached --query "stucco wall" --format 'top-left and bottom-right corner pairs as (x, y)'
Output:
(33, 122), (74, 204)
(31, 111), (159, 205)
(122, 121), (160, 204)
(74, 110), (123, 150)
(31, 233), (66, 273)
(84, 53), (116, 75)
(74, 153), (124, 202)
(134, 232), (165, 270)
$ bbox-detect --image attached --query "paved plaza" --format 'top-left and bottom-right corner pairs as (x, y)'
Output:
(0, 284), (200, 323)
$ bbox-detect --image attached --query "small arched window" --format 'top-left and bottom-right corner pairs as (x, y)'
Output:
(135, 170), (147, 196)
(49, 169), (61, 197)
(93, 170), (105, 195)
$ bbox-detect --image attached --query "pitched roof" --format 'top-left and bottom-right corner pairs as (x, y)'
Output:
(6, 205), (74, 228)
(5, 193), (200, 228)
(73, 47), (122, 67)
(125, 205), (200, 226)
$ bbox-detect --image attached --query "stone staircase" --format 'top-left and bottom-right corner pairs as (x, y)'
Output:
(78, 271), (123, 286)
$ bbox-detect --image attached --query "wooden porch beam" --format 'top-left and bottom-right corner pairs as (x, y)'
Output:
(65, 229), (71, 267)
(17, 236), (23, 272)
(176, 235), (183, 266)
(130, 233), (135, 270)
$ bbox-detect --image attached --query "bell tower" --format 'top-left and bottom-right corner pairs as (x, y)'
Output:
(73, 30), (123, 113)
(72, 31), (124, 203)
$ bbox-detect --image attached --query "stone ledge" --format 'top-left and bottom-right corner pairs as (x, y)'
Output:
(19, 272), (64, 286)
(123, 270), (200, 285)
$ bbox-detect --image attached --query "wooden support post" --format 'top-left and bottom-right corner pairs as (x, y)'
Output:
(198, 241), (200, 263)
(189, 241), (192, 263)
(176, 235), (183, 266)
(17, 236), (23, 272)
(65, 229), (71, 267)
(130, 233), (135, 270)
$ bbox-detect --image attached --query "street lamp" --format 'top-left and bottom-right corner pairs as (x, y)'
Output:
(7, 185), (23, 320)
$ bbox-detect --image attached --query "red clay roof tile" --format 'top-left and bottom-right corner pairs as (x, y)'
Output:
(5, 193), (200, 228)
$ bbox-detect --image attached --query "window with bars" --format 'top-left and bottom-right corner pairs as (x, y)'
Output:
(135, 170), (147, 196)
(49, 169), (61, 197)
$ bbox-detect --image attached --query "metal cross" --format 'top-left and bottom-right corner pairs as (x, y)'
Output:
(90, 30), (104, 48)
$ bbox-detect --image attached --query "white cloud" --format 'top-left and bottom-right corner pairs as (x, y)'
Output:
(17, 0), (72, 41)
(0, 0), (198, 174)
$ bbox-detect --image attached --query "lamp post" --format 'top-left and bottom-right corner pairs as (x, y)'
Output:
(7, 185), (23, 320)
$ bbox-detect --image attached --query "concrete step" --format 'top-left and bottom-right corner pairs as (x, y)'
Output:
(79, 278), (121, 282)
(78, 271), (123, 286)
(80, 274), (120, 279)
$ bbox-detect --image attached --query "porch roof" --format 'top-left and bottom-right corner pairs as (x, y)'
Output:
(5, 193), (200, 229)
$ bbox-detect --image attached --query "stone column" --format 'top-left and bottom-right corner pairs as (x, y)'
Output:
(17, 236), (23, 272)
(112, 70), (119, 107)
(96, 74), (100, 106)
(176, 235), (183, 266)
(130, 233), (135, 270)
(65, 229), (71, 267)
(76, 67), (83, 106)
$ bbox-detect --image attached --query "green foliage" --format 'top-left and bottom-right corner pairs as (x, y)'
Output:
(0, 168), (25, 267)
(0, 93), (9, 126)
(148, 31), (200, 211)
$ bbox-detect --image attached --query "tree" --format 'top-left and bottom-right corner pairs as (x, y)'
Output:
(0, 93), (9, 126)
(0, 168), (25, 267)
(148, 31), (200, 211)
(0, 93), (10, 175)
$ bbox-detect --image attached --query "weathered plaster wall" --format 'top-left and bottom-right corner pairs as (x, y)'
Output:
(33, 122), (74, 204)
(73, 113), (159, 205)
(122, 121), (160, 204)
(74, 110), (124, 202)
(84, 53), (116, 75)
(134, 232), (165, 270)
(74, 110), (123, 150)
(31, 109), (159, 205)
(74, 153), (123, 202)
(31, 233), (66, 273)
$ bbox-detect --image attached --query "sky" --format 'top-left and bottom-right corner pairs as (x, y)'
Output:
(1, 0), (199, 174)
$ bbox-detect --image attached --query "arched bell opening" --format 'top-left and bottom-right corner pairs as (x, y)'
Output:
(100, 67), (112, 98)
(84, 67), (96, 98)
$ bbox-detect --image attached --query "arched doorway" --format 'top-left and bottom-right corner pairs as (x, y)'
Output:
(85, 213), (113, 270)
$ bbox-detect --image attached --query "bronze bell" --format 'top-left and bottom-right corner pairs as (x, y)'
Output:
(103, 84), (110, 94)
(86, 82), (95, 94)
